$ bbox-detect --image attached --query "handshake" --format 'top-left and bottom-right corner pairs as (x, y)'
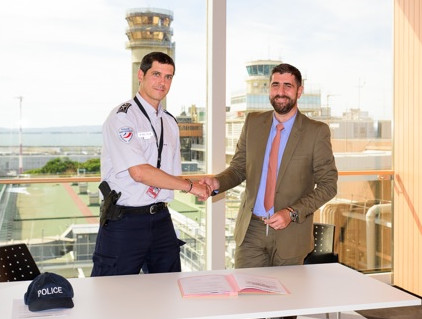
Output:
(185, 176), (220, 201)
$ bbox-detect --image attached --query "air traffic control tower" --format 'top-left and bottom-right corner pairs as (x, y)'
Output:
(125, 8), (175, 99)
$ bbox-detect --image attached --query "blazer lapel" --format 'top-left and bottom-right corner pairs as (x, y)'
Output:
(249, 111), (273, 196)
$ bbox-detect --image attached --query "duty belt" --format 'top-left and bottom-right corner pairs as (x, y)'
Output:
(117, 202), (168, 215)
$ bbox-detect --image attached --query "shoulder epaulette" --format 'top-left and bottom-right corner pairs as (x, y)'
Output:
(117, 102), (132, 114)
(164, 110), (178, 123)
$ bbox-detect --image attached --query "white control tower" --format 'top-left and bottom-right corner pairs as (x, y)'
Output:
(125, 8), (175, 100)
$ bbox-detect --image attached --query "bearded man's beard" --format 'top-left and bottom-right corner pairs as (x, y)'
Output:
(270, 95), (297, 115)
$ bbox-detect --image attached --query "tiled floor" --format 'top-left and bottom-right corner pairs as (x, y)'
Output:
(357, 304), (422, 319)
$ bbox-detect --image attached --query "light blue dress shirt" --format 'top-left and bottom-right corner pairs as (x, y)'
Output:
(252, 111), (297, 217)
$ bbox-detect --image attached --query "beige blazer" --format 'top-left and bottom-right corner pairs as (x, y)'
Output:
(216, 110), (338, 258)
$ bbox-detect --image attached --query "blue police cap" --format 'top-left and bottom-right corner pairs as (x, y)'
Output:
(24, 272), (74, 312)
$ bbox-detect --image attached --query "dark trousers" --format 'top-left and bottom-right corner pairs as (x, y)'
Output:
(91, 208), (182, 276)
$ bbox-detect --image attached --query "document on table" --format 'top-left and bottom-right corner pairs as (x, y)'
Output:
(12, 299), (71, 318)
(178, 273), (289, 298)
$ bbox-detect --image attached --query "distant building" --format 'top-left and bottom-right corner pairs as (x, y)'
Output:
(177, 105), (205, 172)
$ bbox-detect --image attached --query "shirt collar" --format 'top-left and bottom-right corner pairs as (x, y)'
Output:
(272, 110), (297, 131)
(135, 92), (164, 118)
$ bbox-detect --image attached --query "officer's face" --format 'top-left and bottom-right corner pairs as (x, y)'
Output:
(138, 61), (174, 109)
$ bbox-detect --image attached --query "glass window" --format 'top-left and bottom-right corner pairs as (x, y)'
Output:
(226, 0), (393, 272)
(0, 0), (394, 276)
(0, 0), (208, 276)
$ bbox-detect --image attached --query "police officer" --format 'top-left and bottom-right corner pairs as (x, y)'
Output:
(91, 52), (210, 276)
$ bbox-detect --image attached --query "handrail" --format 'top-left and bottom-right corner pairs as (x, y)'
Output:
(338, 170), (393, 177)
(0, 176), (100, 184)
(0, 170), (394, 185)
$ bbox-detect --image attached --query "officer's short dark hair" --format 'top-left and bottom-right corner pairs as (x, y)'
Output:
(271, 63), (302, 87)
(140, 52), (175, 75)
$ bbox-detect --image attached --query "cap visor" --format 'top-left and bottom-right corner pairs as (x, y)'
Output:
(28, 297), (74, 312)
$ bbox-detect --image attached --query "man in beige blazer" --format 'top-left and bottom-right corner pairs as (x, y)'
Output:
(202, 63), (338, 269)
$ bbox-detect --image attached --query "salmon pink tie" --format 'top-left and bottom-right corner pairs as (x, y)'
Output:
(264, 123), (284, 212)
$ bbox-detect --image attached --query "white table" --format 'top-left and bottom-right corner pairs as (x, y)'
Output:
(0, 263), (420, 319)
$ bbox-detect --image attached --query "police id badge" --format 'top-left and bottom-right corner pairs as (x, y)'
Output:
(146, 186), (161, 198)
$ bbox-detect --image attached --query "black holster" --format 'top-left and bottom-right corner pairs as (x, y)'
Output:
(98, 181), (122, 227)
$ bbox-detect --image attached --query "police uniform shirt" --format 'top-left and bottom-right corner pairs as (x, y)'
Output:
(101, 92), (182, 206)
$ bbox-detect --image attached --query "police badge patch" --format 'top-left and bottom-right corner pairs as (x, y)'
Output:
(118, 127), (134, 143)
(117, 103), (131, 113)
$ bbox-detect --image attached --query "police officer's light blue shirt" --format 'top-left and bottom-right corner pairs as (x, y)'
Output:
(253, 111), (297, 217)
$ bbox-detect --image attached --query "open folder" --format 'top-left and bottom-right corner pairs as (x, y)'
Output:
(178, 273), (289, 298)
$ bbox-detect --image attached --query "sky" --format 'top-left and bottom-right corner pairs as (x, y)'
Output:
(0, 0), (393, 129)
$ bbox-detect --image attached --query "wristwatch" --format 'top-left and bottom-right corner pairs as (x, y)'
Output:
(287, 207), (299, 222)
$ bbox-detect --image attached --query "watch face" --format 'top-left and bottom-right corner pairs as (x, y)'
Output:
(290, 211), (298, 222)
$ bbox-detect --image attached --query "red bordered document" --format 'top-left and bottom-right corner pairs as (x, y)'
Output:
(178, 273), (289, 298)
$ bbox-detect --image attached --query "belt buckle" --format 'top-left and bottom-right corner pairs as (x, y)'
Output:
(149, 204), (159, 214)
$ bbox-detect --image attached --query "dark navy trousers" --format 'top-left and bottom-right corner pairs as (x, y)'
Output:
(91, 208), (183, 276)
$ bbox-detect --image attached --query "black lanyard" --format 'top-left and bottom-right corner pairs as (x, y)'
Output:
(133, 96), (164, 169)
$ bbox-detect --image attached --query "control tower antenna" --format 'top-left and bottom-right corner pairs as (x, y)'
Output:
(15, 96), (23, 174)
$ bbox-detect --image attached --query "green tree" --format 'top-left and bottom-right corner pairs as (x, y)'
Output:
(81, 158), (100, 173)
(40, 157), (78, 174)
(25, 157), (101, 175)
